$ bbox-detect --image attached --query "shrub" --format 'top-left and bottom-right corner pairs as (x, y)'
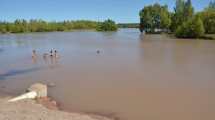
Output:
(96, 19), (118, 31)
(175, 16), (205, 38)
(199, 10), (215, 34)
(0, 24), (6, 33)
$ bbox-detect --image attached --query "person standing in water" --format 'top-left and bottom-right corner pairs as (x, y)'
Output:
(54, 50), (60, 58)
(50, 50), (53, 57)
(32, 50), (37, 58)
(32, 50), (37, 63)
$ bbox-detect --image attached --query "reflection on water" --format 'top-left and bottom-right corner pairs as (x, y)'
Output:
(0, 29), (215, 120)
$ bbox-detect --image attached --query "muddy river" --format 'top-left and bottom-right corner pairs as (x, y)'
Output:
(0, 29), (215, 120)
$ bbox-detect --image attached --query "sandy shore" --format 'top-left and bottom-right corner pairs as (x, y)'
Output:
(0, 92), (113, 120)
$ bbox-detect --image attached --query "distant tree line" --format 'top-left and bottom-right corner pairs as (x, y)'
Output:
(118, 23), (139, 28)
(139, 0), (215, 39)
(0, 19), (118, 33)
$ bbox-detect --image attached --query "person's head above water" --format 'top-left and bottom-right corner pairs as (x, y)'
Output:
(32, 50), (37, 58)
(32, 50), (36, 53)
(97, 50), (100, 54)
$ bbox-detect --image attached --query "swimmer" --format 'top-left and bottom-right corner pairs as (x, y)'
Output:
(50, 50), (53, 57)
(96, 50), (100, 54)
(32, 50), (37, 58)
(54, 50), (60, 58)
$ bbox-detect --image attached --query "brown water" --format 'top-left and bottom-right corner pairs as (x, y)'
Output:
(0, 29), (215, 120)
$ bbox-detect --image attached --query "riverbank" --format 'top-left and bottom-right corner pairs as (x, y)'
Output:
(0, 92), (113, 120)
(164, 33), (215, 40)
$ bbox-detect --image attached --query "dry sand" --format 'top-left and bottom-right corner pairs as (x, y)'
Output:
(0, 92), (113, 120)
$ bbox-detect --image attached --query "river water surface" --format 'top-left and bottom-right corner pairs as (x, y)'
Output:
(0, 29), (215, 120)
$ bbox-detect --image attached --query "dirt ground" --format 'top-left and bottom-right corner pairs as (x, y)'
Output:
(0, 92), (113, 120)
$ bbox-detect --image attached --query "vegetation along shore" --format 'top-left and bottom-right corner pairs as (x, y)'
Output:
(0, 0), (214, 40)
(0, 19), (118, 33)
(139, 0), (215, 39)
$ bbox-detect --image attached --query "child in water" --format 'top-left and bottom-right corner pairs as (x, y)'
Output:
(32, 50), (37, 58)
(50, 50), (53, 57)
(54, 50), (60, 58)
(32, 50), (37, 63)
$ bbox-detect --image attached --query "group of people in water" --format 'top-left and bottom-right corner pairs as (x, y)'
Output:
(32, 49), (60, 64)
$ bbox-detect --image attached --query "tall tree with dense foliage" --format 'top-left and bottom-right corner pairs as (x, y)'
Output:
(169, 0), (209, 39)
(201, 11), (215, 34)
(170, 0), (185, 31)
(139, 3), (171, 33)
(139, 0), (214, 39)
(170, 0), (194, 32)
(184, 0), (194, 20)
(207, 1), (215, 10)
(175, 15), (205, 38)
(198, 1), (215, 34)
(139, 18), (144, 32)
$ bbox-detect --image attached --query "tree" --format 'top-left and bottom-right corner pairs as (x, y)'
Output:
(139, 18), (144, 32)
(96, 19), (118, 31)
(207, 1), (215, 10)
(139, 3), (171, 33)
(160, 6), (172, 29)
(170, 0), (194, 32)
(184, 0), (194, 20)
(199, 1), (215, 34)
(176, 15), (205, 38)
(171, 0), (185, 32)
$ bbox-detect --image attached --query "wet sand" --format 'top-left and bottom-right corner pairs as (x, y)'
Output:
(0, 29), (215, 120)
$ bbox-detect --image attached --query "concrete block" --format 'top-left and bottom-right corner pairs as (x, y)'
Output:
(27, 83), (47, 98)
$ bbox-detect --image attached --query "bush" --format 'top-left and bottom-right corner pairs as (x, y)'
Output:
(0, 24), (6, 33)
(199, 10), (215, 34)
(175, 16), (205, 38)
(96, 19), (118, 31)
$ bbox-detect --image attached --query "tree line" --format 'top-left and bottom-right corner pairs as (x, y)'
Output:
(118, 23), (139, 28)
(0, 19), (118, 33)
(139, 0), (215, 38)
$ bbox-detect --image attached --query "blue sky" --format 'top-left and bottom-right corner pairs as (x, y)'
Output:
(0, 0), (212, 23)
